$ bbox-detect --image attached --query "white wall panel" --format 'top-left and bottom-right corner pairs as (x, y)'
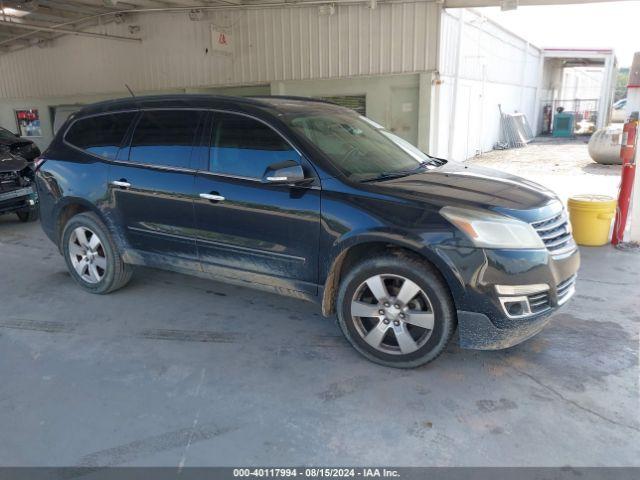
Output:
(433, 8), (542, 161)
(0, 2), (440, 99)
(438, 10), (459, 76)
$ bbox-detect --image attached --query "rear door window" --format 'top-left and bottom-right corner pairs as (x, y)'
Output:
(210, 113), (300, 179)
(129, 110), (203, 169)
(65, 112), (136, 159)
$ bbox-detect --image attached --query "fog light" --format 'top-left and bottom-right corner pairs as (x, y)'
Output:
(504, 301), (525, 317)
(498, 295), (532, 319)
(496, 284), (550, 319)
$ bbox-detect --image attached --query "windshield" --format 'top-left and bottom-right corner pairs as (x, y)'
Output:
(284, 112), (441, 181)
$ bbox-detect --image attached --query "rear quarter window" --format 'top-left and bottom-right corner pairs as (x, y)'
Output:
(65, 112), (136, 159)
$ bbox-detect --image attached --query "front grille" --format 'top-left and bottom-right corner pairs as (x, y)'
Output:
(0, 171), (19, 192)
(557, 275), (576, 303)
(527, 291), (551, 314)
(531, 211), (574, 254)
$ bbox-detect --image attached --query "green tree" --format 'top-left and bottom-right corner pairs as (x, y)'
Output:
(615, 68), (630, 102)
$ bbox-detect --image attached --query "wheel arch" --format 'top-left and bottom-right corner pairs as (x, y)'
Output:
(54, 199), (121, 253)
(321, 235), (465, 317)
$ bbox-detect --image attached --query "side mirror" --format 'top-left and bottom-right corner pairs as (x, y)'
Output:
(263, 160), (309, 185)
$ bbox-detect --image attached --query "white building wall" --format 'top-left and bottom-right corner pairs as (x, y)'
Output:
(560, 67), (605, 100)
(0, 3), (439, 99)
(432, 8), (542, 161)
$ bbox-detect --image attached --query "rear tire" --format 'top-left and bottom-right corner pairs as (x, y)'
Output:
(336, 252), (456, 368)
(61, 212), (132, 294)
(16, 209), (38, 222)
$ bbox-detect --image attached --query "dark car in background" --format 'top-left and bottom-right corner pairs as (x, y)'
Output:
(0, 126), (41, 162)
(0, 126), (40, 222)
(0, 148), (39, 222)
(34, 95), (580, 368)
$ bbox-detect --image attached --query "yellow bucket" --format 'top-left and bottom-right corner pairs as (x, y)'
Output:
(567, 194), (617, 246)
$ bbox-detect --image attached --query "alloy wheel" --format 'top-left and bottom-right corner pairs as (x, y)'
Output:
(68, 226), (107, 284)
(351, 274), (435, 355)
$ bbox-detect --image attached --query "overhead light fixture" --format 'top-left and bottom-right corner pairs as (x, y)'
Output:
(500, 0), (518, 11)
(1, 7), (30, 17)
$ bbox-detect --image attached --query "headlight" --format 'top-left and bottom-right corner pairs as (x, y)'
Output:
(440, 206), (545, 249)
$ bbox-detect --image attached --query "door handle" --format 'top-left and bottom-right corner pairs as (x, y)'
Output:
(111, 180), (131, 189)
(199, 193), (225, 202)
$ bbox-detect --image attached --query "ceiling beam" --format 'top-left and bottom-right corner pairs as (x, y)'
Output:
(0, 23), (49, 36)
(0, 30), (48, 38)
(36, 0), (113, 15)
(0, 10), (83, 23)
(2, 0), (88, 16)
(444, 0), (636, 7)
(0, 18), (141, 42)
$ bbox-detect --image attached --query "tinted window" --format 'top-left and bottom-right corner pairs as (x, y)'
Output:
(65, 112), (135, 159)
(211, 113), (299, 178)
(129, 110), (203, 168)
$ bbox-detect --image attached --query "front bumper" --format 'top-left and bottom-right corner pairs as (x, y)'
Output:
(457, 282), (574, 350)
(437, 244), (580, 350)
(0, 186), (38, 215)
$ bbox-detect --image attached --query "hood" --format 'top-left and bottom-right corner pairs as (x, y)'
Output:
(0, 136), (24, 147)
(0, 151), (30, 173)
(0, 138), (40, 161)
(368, 162), (560, 220)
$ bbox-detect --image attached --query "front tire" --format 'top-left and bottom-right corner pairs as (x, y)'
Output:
(336, 252), (456, 368)
(61, 212), (132, 294)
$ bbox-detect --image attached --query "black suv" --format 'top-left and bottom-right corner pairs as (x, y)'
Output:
(36, 95), (579, 368)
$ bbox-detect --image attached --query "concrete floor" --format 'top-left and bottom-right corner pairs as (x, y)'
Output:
(1, 219), (639, 467)
(0, 144), (639, 466)
(469, 137), (621, 204)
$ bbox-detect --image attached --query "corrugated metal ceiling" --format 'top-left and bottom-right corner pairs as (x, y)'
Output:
(0, 0), (436, 53)
(0, 0), (628, 54)
(0, 2), (439, 97)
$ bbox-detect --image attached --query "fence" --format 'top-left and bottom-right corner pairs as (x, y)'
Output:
(541, 98), (600, 135)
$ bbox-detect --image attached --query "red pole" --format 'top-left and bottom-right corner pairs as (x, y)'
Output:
(612, 117), (638, 245)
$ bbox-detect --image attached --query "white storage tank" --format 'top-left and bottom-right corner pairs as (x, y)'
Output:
(588, 126), (623, 165)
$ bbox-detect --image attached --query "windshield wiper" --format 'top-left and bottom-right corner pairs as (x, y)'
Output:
(360, 162), (430, 183)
